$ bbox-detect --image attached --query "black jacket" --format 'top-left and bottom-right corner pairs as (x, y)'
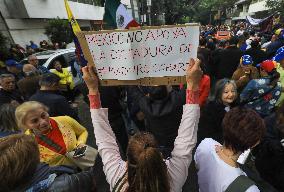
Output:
(128, 86), (185, 148)
(12, 163), (96, 192)
(213, 46), (243, 80)
(0, 89), (24, 107)
(198, 47), (212, 74)
(198, 101), (229, 144)
(245, 48), (268, 67)
(254, 114), (284, 191)
(30, 90), (79, 121)
(266, 38), (284, 59)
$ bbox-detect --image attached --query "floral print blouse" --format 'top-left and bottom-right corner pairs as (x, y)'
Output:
(240, 78), (282, 117)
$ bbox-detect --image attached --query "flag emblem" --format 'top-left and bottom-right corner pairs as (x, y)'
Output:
(117, 15), (125, 28)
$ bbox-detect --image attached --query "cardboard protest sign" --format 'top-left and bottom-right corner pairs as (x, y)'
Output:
(77, 24), (199, 85)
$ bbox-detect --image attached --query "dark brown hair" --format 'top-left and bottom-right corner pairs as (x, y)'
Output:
(127, 132), (170, 192)
(0, 134), (40, 191)
(222, 107), (266, 153)
(0, 104), (19, 132)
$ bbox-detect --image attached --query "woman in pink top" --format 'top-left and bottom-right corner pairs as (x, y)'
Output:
(82, 58), (202, 192)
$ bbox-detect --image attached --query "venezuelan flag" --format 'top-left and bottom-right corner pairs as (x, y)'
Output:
(64, 0), (88, 67)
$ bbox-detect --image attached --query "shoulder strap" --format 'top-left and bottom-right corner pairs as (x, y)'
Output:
(37, 134), (63, 154)
(112, 171), (127, 192)
(225, 175), (255, 192)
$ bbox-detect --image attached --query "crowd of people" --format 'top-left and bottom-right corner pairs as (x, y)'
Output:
(0, 21), (284, 192)
(0, 40), (69, 63)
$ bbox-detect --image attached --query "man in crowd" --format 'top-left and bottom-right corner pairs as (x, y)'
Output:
(213, 36), (243, 81)
(245, 39), (268, 66)
(17, 64), (41, 99)
(29, 73), (79, 121)
(28, 55), (49, 74)
(266, 29), (284, 58)
(5, 59), (24, 81)
(232, 55), (259, 92)
(128, 85), (185, 157)
(0, 74), (24, 106)
(236, 26), (245, 36)
(198, 38), (211, 75)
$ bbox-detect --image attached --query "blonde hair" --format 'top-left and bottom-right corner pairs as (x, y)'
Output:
(15, 101), (48, 130)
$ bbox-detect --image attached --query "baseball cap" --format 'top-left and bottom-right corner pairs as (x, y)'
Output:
(5, 59), (22, 68)
(240, 55), (253, 65)
(273, 46), (284, 62)
(258, 60), (276, 73)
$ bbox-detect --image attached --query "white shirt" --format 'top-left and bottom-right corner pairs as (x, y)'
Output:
(194, 138), (260, 192)
(236, 30), (244, 36)
(91, 104), (200, 192)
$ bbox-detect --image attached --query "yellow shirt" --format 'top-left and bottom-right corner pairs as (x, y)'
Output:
(50, 68), (74, 89)
(276, 63), (284, 106)
(26, 116), (88, 166)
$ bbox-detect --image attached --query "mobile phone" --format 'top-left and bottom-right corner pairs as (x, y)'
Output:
(73, 146), (87, 158)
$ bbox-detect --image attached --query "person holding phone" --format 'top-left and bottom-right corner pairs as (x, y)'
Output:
(15, 101), (88, 167)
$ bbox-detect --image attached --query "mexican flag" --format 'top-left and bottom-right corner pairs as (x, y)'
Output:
(104, 0), (139, 29)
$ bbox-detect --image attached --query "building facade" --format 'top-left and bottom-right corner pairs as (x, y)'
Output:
(0, 0), (138, 47)
(225, 0), (270, 24)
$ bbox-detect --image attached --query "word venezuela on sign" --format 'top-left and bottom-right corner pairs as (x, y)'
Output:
(84, 24), (199, 81)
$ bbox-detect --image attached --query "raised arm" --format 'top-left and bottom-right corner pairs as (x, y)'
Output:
(166, 59), (202, 190)
(82, 66), (127, 189)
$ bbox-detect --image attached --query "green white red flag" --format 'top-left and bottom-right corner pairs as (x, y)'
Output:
(103, 0), (140, 29)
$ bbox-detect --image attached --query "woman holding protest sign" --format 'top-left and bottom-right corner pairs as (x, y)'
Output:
(82, 58), (202, 192)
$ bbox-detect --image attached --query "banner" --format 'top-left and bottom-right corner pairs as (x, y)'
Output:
(84, 25), (199, 81)
(246, 15), (273, 26)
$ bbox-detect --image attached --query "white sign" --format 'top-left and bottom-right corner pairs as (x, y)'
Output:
(85, 25), (199, 80)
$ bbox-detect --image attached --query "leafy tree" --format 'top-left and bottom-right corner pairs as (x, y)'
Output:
(45, 17), (73, 44)
(0, 32), (9, 61)
(192, 0), (235, 24)
(266, 0), (284, 17)
(150, 0), (195, 25)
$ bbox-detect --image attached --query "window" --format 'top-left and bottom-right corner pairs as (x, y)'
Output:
(48, 55), (68, 69)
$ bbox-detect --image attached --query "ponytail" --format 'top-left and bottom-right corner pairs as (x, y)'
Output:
(127, 132), (170, 192)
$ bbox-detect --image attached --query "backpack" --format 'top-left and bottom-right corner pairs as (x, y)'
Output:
(225, 175), (255, 192)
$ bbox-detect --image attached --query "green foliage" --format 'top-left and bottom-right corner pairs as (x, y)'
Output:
(45, 17), (73, 44)
(188, 0), (236, 24)
(0, 32), (9, 60)
(198, 0), (235, 10)
(266, 0), (284, 16)
(150, 0), (236, 25)
(150, 0), (194, 24)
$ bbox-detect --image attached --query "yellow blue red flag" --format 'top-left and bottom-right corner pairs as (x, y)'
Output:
(64, 0), (87, 66)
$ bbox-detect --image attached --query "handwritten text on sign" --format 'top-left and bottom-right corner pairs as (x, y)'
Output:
(85, 25), (200, 80)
